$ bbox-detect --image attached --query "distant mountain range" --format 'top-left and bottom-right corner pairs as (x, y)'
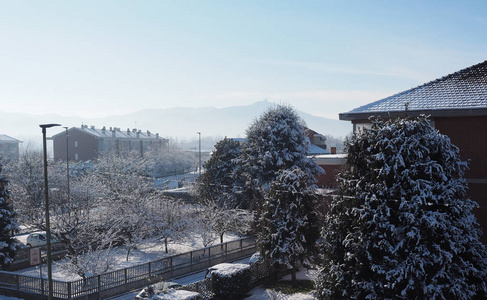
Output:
(0, 100), (352, 146)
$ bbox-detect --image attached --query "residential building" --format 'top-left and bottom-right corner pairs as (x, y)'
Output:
(305, 128), (329, 155)
(0, 134), (21, 161)
(52, 125), (168, 161)
(339, 60), (487, 240)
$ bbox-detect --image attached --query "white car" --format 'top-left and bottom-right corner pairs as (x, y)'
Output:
(26, 232), (57, 247)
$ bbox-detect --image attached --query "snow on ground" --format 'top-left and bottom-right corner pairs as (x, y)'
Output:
(12, 232), (240, 281)
(245, 288), (317, 300)
(244, 268), (318, 300)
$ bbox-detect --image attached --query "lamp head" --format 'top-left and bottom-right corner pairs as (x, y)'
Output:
(40, 124), (62, 129)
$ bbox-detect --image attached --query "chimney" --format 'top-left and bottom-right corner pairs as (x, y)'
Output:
(156, 133), (159, 139)
(331, 147), (337, 154)
(91, 125), (95, 130)
(147, 130), (151, 136)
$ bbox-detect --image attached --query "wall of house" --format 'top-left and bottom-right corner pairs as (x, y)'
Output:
(434, 116), (487, 241)
(53, 130), (98, 161)
(316, 164), (345, 188)
(0, 142), (19, 161)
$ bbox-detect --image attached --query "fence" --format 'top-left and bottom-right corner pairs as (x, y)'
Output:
(0, 236), (257, 300)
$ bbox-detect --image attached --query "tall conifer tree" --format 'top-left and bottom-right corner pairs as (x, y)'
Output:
(317, 116), (487, 299)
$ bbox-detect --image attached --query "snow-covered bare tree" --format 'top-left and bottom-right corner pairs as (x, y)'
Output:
(229, 209), (253, 238)
(94, 151), (157, 260)
(239, 104), (323, 210)
(192, 202), (220, 249)
(4, 146), (45, 226)
(54, 181), (118, 280)
(197, 137), (245, 208)
(147, 196), (189, 253)
(147, 148), (196, 177)
(0, 160), (18, 269)
(260, 167), (320, 286)
(317, 116), (487, 299)
(108, 191), (152, 261)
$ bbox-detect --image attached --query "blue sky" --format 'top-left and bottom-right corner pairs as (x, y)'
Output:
(1, 0), (486, 119)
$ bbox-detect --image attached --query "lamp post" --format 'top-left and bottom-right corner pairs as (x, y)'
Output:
(197, 132), (201, 176)
(63, 127), (70, 201)
(40, 123), (61, 300)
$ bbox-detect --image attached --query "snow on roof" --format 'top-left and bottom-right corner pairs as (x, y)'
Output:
(0, 134), (21, 143)
(53, 125), (166, 140)
(313, 153), (347, 166)
(341, 60), (487, 119)
(308, 143), (330, 155)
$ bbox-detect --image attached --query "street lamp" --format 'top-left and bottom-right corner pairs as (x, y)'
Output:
(63, 127), (70, 201)
(40, 123), (61, 300)
(197, 132), (201, 176)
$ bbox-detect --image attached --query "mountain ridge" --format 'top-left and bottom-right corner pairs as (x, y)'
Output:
(0, 101), (352, 145)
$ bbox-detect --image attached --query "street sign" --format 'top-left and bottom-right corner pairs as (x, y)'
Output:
(30, 247), (41, 266)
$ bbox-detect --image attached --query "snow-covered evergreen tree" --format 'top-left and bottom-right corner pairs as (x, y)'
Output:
(0, 160), (18, 268)
(317, 116), (487, 299)
(240, 104), (323, 210)
(197, 137), (245, 208)
(261, 167), (320, 285)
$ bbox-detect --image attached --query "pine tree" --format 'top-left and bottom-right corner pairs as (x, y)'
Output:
(317, 116), (487, 299)
(0, 160), (18, 269)
(260, 167), (321, 286)
(197, 137), (245, 208)
(240, 104), (323, 210)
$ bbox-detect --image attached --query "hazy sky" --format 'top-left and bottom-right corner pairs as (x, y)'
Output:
(1, 0), (487, 120)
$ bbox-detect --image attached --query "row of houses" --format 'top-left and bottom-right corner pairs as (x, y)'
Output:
(51, 125), (169, 161)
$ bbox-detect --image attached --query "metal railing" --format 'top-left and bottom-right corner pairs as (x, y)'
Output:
(0, 236), (257, 299)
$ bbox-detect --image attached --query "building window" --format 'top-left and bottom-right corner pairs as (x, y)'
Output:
(74, 141), (78, 147)
(75, 153), (79, 161)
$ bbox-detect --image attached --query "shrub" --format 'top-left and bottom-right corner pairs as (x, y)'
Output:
(209, 263), (251, 298)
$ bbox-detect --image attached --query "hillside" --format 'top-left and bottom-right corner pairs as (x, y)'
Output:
(0, 101), (352, 145)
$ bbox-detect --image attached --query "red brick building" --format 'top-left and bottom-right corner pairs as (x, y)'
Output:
(339, 60), (487, 240)
(52, 125), (168, 161)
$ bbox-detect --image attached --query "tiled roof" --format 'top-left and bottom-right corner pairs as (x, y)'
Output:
(342, 60), (487, 116)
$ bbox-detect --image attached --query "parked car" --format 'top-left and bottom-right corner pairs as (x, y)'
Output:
(135, 282), (183, 300)
(26, 232), (57, 247)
